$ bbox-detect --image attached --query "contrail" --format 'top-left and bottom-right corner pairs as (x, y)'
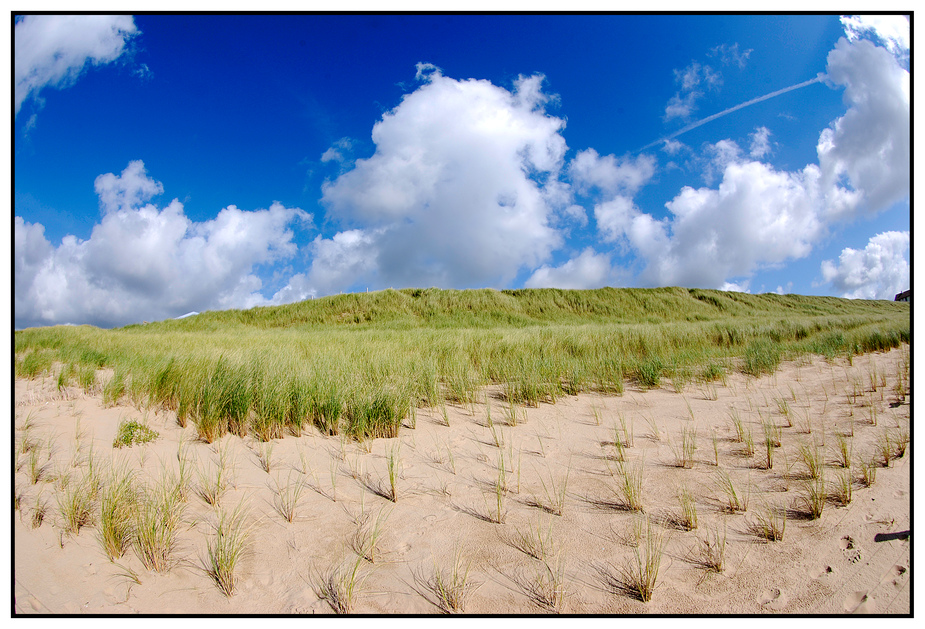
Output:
(640, 74), (826, 152)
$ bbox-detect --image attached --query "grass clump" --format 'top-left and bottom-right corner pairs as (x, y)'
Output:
(57, 474), (96, 536)
(676, 487), (698, 531)
(317, 555), (368, 614)
(17, 350), (53, 378)
(621, 518), (666, 602)
(31, 496), (49, 529)
(696, 524), (727, 572)
(801, 474), (826, 520)
(830, 469), (853, 506)
(535, 460), (570, 517)
(97, 464), (137, 560)
(728, 407), (746, 442)
(134, 474), (185, 572)
(205, 502), (251, 596)
(744, 339), (782, 377)
(112, 419), (159, 449)
(799, 440), (823, 479)
(832, 434), (853, 468)
(753, 504), (786, 541)
(671, 426), (697, 468)
(528, 553), (568, 612)
(715, 469), (749, 513)
(859, 457), (878, 487)
(386, 442), (401, 503)
(350, 508), (390, 564)
(424, 548), (477, 614)
(272, 471), (305, 523)
(616, 460), (645, 512)
(509, 518), (555, 561)
(634, 356), (665, 389)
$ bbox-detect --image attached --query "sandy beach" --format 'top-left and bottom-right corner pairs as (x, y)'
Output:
(13, 346), (910, 614)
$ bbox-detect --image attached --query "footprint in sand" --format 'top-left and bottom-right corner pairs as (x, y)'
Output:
(757, 588), (788, 610)
(808, 564), (836, 579)
(888, 564), (908, 590)
(840, 535), (861, 564)
(843, 591), (877, 613)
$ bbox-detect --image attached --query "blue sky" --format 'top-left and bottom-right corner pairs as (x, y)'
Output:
(14, 13), (911, 328)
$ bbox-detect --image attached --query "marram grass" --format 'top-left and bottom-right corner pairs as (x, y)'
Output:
(15, 288), (908, 445)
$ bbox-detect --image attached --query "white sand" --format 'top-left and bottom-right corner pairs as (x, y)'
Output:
(13, 347), (910, 614)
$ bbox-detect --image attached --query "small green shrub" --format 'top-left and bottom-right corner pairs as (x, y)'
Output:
(113, 420), (159, 449)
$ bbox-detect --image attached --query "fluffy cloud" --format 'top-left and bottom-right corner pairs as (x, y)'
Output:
(817, 37), (910, 219)
(524, 248), (613, 290)
(310, 66), (569, 293)
(14, 162), (310, 328)
(635, 158), (827, 287)
(569, 149), (655, 197)
(597, 35), (908, 292)
(840, 14), (910, 60)
(15, 14), (138, 115)
(821, 231), (909, 299)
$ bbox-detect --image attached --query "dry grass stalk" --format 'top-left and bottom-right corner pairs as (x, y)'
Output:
(31, 495), (49, 529)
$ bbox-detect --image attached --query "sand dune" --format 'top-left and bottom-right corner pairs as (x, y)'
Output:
(13, 347), (910, 614)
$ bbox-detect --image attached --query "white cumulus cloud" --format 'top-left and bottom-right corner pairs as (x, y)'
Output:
(524, 248), (613, 290)
(15, 14), (138, 115)
(840, 14), (910, 60)
(14, 162), (311, 328)
(821, 231), (909, 300)
(635, 157), (827, 288)
(817, 37), (910, 219)
(311, 66), (569, 293)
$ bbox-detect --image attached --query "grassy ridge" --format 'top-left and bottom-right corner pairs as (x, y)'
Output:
(126, 286), (904, 329)
(15, 288), (909, 443)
